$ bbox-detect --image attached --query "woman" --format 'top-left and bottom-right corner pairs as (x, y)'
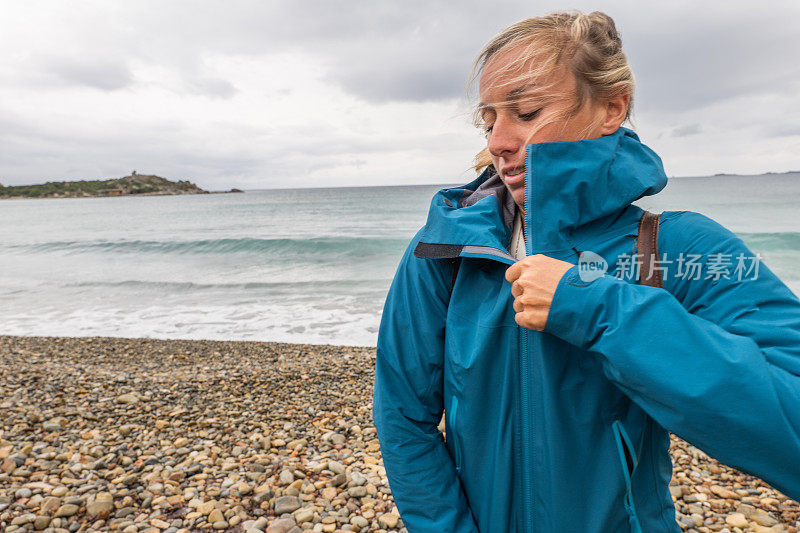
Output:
(372, 10), (800, 533)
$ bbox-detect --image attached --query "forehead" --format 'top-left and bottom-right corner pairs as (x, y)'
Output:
(478, 44), (568, 104)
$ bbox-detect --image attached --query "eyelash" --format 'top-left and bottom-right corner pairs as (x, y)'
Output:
(483, 109), (542, 135)
(519, 109), (541, 121)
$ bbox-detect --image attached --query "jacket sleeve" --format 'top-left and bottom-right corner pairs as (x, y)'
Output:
(372, 230), (480, 533)
(543, 210), (800, 501)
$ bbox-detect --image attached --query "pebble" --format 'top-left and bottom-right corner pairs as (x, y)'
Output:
(1, 335), (798, 532)
(267, 517), (297, 533)
(116, 393), (139, 404)
(275, 495), (301, 514)
(727, 512), (750, 528)
(54, 504), (80, 517)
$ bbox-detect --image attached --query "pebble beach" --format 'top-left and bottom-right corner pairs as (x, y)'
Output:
(1, 335), (798, 533)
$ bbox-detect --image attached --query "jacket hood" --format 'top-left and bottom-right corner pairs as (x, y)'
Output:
(416, 126), (668, 258)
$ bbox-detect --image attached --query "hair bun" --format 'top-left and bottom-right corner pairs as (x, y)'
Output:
(587, 11), (622, 49)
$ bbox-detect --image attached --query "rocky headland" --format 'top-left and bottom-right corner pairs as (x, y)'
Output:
(0, 174), (242, 199)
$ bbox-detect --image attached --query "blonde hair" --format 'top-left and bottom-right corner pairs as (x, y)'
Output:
(469, 10), (635, 172)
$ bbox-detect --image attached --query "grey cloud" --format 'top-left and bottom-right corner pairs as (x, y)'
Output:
(19, 1), (800, 108)
(761, 122), (800, 138)
(107, 0), (514, 103)
(186, 77), (238, 99)
(3, 0), (800, 187)
(135, 0), (800, 109)
(326, 58), (468, 103)
(670, 124), (702, 137)
(624, 8), (800, 114)
(45, 57), (133, 91)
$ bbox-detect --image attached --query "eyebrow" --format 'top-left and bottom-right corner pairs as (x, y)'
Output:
(478, 83), (533, 112)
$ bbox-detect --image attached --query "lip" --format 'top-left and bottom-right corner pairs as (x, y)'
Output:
(501, 166), (526, 187)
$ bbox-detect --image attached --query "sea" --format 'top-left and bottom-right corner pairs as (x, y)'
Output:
(1, 172), (798, 347)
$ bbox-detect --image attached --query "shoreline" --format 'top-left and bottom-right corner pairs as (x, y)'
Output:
(1, 334), (798, 532)
(0, 190), (242, 201)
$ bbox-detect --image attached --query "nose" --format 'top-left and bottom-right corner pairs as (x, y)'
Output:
(487, 113), (522, 159)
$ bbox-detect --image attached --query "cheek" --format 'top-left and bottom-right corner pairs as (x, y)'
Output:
(520, 112), (564, 144)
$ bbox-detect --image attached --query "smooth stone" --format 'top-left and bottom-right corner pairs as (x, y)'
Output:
(726, 513), (749, 528)
(87, 499), (114, 517)
(350, 472), (366, 486)
(116, 394), (139, 404)
(279, 469), (295, 485)
(350, 516), (369, 528)
(327, 461), (345, 475)
(293, 507), (314, 523)
(198, 500), (217, 515)
(347, 486), (367, 498)
(378, 513), (399, 529)
(711, 485), (740, 500)
(274, 495), (301, 514)
(752, 525), (786, 533)
(12, 513), (36, 525)
(54, 504), (80, 517)
(266, 517), (297, 533)
(751, 510), (780, 527)
(115, 506), (136, 518)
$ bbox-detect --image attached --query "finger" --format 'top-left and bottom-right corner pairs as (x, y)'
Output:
(511, 281), (522, 298)
(505, 261), (521, 283)
(513, 298), (523, 313)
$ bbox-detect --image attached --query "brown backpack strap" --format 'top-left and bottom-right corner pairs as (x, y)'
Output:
(637, 210), (663, 288)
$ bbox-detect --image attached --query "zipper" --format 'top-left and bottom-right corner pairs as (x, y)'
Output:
(449, 395), (462, 475)
(612, 420), (644, 533)
(520, 144), (535, 533)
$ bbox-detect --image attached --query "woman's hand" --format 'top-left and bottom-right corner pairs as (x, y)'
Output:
(505, 254), (574, 330)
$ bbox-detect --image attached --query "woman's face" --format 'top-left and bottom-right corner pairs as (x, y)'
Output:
(478, 46), (609, 213)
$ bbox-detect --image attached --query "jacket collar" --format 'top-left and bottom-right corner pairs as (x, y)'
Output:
(415, 126), (668, 260)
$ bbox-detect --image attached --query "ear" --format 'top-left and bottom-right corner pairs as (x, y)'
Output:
(598, 93), (630, 135)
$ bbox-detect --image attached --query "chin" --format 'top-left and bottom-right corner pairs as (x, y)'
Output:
(514, 192), (525, 211)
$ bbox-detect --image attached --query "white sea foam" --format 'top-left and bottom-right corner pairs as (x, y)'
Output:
(1, 178), (799, 349)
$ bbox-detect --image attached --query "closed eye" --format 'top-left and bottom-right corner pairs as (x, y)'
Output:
(519, 109), (541, 121)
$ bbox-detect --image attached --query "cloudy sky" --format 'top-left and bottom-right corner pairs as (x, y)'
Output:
(1, 0), (799, 190)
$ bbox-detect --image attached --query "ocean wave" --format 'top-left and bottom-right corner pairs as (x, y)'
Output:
(738, 232), (800, 252)
(62, 279), (389, 291)
(8, 236), (410, 257)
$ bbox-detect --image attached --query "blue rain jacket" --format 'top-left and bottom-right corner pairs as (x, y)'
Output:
(372, 126), (800, 532)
